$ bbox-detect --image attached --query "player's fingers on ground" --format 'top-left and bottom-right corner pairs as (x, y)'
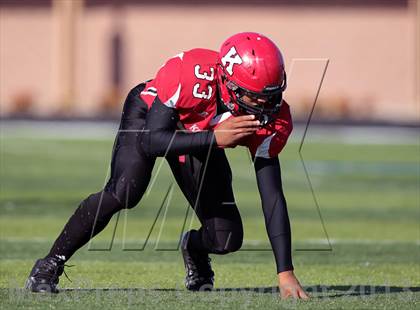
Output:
(282, 286), (299, 299)
(291, 289), (300, 299)
(280, 290), (292, 300)
(298, 288), (310, 300)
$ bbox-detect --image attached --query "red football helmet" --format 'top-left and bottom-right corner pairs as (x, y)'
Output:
(217, 32), (287, 126)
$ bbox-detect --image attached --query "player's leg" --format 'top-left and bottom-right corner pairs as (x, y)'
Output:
(45, 142), (155, 262)
(25, 84), (154, 293)
(172, 150), (243, 253)
(167, 148), (243, 290)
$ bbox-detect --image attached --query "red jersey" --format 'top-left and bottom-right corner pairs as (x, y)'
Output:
(140, 48), (293, 158)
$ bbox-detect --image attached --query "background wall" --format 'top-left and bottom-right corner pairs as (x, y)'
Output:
(0, 0), (419, 122)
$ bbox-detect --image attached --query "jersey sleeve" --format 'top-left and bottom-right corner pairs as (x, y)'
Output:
(152, 55), (183, 109)
(147, 50), (218, 113)
(246, 102), (293, 158)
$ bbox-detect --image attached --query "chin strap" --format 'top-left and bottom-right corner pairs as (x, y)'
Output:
(217, 84), (279, 128)
(258, 114), (270, 127)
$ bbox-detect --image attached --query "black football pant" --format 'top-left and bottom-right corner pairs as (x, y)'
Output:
(47, 84), (243, 261)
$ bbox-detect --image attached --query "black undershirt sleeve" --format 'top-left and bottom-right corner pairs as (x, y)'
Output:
(254, 156), (294, 273)
(140, 97), (216, 157)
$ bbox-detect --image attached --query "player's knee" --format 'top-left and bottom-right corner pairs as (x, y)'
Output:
(114, 188), (142, 209)
(104, 172), (145, 209)
(83, 191), (123, 216)
(226, 228), (243, 253)
(211, 227), (243, 254)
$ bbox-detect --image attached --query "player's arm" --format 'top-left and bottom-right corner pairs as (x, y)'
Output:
(140, 97), (214, 157)
(254, 156), (293, 272)
(140, 98), (258, 157)
(254, 156), (309, 299)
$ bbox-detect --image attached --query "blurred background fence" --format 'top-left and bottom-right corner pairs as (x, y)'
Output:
(0, 0), (419, 123)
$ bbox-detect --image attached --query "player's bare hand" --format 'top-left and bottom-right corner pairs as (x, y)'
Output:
(278, 270), (310, 300)
(214, 115), (259, 148)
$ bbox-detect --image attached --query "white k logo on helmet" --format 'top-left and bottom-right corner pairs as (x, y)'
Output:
(221, 46), (243, 76)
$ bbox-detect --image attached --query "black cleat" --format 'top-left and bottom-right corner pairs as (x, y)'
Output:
(25, 257), (64, 293)
(181, 231), (214, 291)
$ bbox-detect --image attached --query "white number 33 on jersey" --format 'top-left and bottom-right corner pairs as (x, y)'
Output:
(192, 65), (214, 100)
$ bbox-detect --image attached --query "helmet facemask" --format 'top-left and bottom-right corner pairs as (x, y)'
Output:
(218, 65), (287, 127)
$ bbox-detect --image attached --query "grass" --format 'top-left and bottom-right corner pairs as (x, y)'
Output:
(0, 123), (419, 309)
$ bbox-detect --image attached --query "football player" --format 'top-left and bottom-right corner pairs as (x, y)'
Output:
(25, 32), (309, 299)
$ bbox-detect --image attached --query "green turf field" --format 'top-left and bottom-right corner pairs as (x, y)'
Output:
(0, 123), (419, 309)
